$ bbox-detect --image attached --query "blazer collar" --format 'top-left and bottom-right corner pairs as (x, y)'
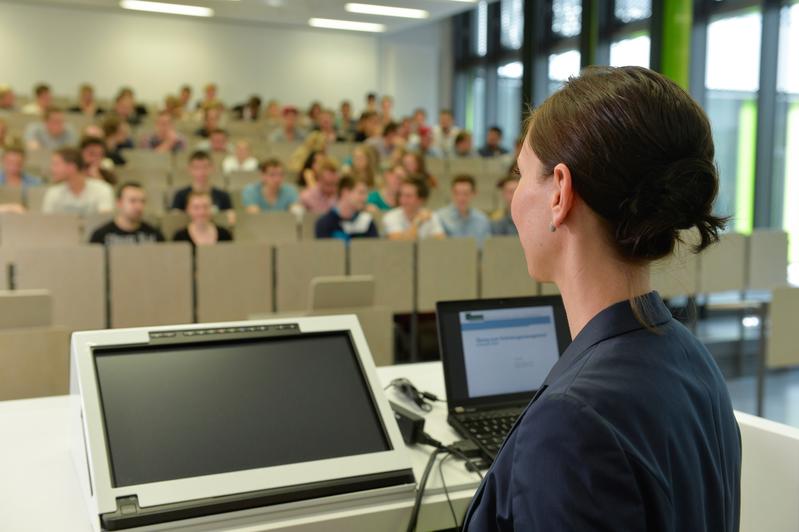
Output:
(543, 291), (672, 387)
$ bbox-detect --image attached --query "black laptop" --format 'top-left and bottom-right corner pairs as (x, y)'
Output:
(436, 295), (571, 462)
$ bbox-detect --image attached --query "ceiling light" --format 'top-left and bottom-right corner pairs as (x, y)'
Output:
(119, 0), (214, 17)
(345, 3), (429, 19)
(308, 18), (386, 32)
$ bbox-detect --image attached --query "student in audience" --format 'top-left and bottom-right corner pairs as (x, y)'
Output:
(411, 107), (428, 133)
(401, 151), (437, 188)
(297, 150), (327, 188)
(315, 110), (342, 143)
(383, 176), (444, 240)
(337, 100), (357, 140)
(365, 92), (378, 113)
(369, 122), (401, 159)
(307, 101), (323, 129)
(90, 182), (165, 245)
(163, 94), (184, 120)
(112, 89), (141, 126)
(264, 99), (282, 123)
(194, 105), (223, 138)
(170, 150), (235, 225)
(355, 111), (382, 143)
(222, 140), (258, 174)
(0, 118), (10, 149)
(347, 145), (378, 188)
(436, 174), (491, 246)
(490, 175), (519, 235)
(299, 161), (340, 214)
(173, 191), (233, 246)
(479, 126), (509, 157)
(432, 109), (460, 157)
(0, 85), (16, 111)
(367, 164), (405, 213)
(101, 116), (130, 166)
(453, 131), (476, 158)
(197, 83), (219, 110)
(81, 136), (117, 185)
(22, 83), (52, 116)
(118, 87), (149, 124)
(196, 128), (232, 154)
(315, 177), (378, 241)
(0, 144), (42, 190)
(178, 84), (192, 112)
(42, 147), (114, 215)
(142, 111), (187, 154)
(269, 106), (305, 143)
(69, 83), (103, 117)
(242, 158), (299, 213)
(24, 107), (78, 151)
(380, 95), (394, 125)
(233, 95), (262, 121)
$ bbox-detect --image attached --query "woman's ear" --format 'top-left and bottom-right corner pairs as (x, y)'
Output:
(551, 162), (574, 229)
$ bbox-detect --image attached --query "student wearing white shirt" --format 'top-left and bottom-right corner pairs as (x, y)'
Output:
(42, 147), (114, 215)
(383, 176), (445, 240)
(222, 140), (259, 174)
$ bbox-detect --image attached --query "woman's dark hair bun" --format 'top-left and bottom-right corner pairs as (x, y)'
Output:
(526, 66), (729, 263)
(615, 157), (728, 261)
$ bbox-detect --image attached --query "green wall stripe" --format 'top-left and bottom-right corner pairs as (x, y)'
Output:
(735, 100), (758, 235)
(661, 0), (693, 89)
(784, 102), (799, 264)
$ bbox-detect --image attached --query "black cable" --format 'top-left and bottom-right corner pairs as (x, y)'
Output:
(445, 446), (484, 480)
(438, 452), (458, 528)
(406, 448), (444, 532)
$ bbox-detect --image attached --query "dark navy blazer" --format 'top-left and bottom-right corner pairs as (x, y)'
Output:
(463, 292), (741, 531)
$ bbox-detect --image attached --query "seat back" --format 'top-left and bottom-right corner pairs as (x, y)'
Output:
(109, 243), (193, 327)
(195, 243), (273, 322)
(417, 238), (478, 312)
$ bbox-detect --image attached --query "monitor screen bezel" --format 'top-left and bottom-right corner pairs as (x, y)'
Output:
(71, 315), (413, 516)
(436, 295), (571, 410)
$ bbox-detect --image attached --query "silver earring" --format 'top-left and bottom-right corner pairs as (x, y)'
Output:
(549, 223), (557, 233)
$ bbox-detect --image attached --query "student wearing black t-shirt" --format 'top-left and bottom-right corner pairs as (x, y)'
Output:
(90, 182), (164, 246)
(173, 191), (233, 246)
(315, 176), (378, 241)
(170, 150), (235, 226)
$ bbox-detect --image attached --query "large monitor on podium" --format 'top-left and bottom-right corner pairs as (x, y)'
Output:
(70, 315), (414, 531)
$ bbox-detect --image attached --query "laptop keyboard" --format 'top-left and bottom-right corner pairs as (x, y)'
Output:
(457, 409), (523, 456)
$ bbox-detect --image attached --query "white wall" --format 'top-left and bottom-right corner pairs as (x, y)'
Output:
(0, 2), (382, 109)
(377, 19), (452, 119)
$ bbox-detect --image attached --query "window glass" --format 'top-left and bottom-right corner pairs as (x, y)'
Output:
(704, 10), (762, 233)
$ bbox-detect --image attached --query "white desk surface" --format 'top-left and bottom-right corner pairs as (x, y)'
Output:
(0, 361), (482, 532)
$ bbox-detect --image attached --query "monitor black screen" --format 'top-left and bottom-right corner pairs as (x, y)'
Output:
(94, 332), (390, 488)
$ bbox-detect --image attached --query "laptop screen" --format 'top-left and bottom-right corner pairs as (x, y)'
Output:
(438, 296), (571, 409)
(94, 331), (391, 488)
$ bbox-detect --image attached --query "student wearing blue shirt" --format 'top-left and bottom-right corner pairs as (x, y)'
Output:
(0, 145), (42, 189)
(241, 158), (299, 213)
(464, 66), (740, 531)
(436, 174), (491, 247)
(315, 176), (378, 242)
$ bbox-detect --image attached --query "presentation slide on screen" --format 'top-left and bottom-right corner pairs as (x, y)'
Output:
(460, 306), (560, 399)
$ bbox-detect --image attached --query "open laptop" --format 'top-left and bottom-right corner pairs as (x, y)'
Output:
(437, 295), (571, 462)
(71, 315), (414, 531)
